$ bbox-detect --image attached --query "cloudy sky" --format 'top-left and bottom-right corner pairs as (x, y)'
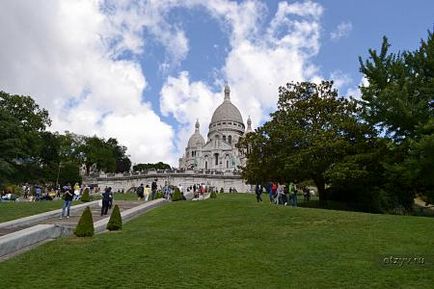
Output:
(0, 0), (433, 166)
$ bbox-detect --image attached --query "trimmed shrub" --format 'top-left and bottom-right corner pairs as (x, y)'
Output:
(172, 187), (182, 201)
(210, 191), (217, 199)
(155, 191), (163, 199)
(74, 206), (94, 237)
(106, 204), (122, 231)
(81, 188), (90, 202)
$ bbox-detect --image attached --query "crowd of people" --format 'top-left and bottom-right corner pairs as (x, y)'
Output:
(0, 183), (102, 202)
(254, 182), (312, 206)
(134, 180), (217, 201)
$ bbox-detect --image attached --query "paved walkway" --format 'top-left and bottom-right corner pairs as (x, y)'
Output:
(0, 199), (167, 261)
(0, 200), (145, 237)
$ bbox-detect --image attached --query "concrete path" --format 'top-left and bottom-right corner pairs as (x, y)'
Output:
(0, 198), (167, 261)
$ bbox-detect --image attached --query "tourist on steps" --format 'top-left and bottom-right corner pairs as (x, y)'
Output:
(60, 184), (73, 219)
(101, 187), (112, 216)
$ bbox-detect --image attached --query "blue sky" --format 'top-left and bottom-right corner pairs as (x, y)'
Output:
(0, 0), (433, 166)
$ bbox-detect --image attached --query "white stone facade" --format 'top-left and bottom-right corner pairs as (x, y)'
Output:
(178, 84), (253, 172)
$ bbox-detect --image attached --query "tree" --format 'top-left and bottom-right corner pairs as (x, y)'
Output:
(0, 91), (51, 181)
(132, 162), (171, 172)
(238, 81), (375, 207)
(359, 31), (434, 208)
(106, 204), (122, 231)
(0, 110), (25, 179)
(79, 136), (116, 175)
(359, 34), (433, 141)
(74, 206), (94, 237)
(106, 138), (131, 173)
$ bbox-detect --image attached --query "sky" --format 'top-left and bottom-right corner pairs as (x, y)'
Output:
(0, 0), (433, 167)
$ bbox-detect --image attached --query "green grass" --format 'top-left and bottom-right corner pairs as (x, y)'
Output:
(0, 194), (433, 289)
(0, 200), (78, 223)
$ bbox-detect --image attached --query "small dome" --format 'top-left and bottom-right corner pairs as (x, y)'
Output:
(187, 120), (205, 147)
(187, 133), (205, 147)
(245, 115), (253, 134)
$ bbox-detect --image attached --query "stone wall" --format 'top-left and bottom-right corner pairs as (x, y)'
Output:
(85, 171), (253, 193)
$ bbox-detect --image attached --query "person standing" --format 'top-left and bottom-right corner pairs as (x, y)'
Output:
(151, 179), (158, 200)
(289, 182), (297, 207)
(73, 183), (81, 200)
(255, 184), (263, 202)
(144, 185), (151, 201)
(101, 187), (112, 216)
(271, 182), (277, 203)
(136, 184), (144, 200)
(60, 185), (73, 219)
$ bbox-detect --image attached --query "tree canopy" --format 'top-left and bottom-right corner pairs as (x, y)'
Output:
(0, 91), (132, 185)
(238, 81), (376, 207)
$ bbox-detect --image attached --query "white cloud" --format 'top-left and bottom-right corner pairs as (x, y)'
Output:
(156, 1), (324, 160)
(330, 21), (352, 41)
(345, 76), (369, 100)
(0, 0), (328, 167)
(0, 0), (175, 164)
(160, 71), (222, 155)
(330, 71), (352, 92)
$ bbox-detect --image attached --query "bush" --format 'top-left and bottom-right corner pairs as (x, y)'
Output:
(210, 191), (217, 199)
(155, 191), (163, 199)
(81, 188), (90, 202)
(106, 204), (122, 231)
(74, 206), (94, 237)
(172, 187), (182, 201)
(2, 183), (22, 197)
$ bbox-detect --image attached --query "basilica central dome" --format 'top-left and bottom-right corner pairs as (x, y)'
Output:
(210, 84), (244, 126)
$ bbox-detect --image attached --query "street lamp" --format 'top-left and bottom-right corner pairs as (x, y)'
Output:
(56, 161), (63, 188)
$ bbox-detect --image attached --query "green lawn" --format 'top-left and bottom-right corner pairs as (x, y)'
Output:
(0, 194), (432, 289)
(0, 193), (137, 223)
(0, 200), (79, 223)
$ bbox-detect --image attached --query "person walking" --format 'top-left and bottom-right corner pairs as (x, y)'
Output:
(60, 184), (73, 219)
(101, 187), (112, 216)
(255, 184), (263, 202)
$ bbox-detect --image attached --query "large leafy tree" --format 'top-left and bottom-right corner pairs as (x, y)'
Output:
(0, 110), (24, 179)
(359, 32), (434, 207)
(0, 91), (51, 181)
(106, 138), (131, 173)
(79, 136), (116, 175)
(238, 81), (375, 207)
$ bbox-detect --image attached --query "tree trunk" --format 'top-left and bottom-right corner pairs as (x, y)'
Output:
(314, 176), (327, 208)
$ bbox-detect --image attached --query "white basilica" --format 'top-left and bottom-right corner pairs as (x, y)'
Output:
(178, 84), (253, 172)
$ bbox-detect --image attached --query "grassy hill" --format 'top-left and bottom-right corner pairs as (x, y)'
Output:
(0, 194), (432, 288)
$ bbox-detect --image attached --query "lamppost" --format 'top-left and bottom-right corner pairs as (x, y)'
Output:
(56, 161), (62, 188)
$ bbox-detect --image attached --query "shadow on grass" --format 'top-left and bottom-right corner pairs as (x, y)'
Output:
(299, 198), (434, 218)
